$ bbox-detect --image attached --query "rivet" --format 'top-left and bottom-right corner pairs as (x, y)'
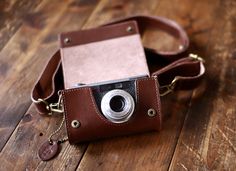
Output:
(71, 120), (80, 128)
(179, 45), (184, 50)
(147, 108), (156, 117)
(64, 37), (71, 44)
(126, 26), (133, 32)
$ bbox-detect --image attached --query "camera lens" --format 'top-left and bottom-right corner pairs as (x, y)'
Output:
(101, 89), (135, 123)
(109, 95), (125, 112)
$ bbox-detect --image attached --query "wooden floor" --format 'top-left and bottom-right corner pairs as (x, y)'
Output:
(0, 0), (236, 170)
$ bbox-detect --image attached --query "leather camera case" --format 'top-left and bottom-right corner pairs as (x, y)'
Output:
(31, 15), (205, 145)
(59, 20), (161, 143)
(62, 77), (162, 144)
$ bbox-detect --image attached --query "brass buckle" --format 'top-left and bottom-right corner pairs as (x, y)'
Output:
(189, 53), (205, 63)
(47, 94), (63, 115)
(34, 93), (63, 115)
(159, 53), (204, 97)
(159, 78), (178, 96)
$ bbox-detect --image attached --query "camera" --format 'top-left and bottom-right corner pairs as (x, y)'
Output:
(75, 76), (146, 123)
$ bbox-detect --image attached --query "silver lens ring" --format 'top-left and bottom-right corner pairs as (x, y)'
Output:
(101, 89), (135, 123)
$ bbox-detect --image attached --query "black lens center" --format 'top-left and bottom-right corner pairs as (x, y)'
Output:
(110, 95), (125, 112)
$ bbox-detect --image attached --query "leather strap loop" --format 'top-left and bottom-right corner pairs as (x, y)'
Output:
(31, 51), (63, 114)
(31, 15), (205, 114)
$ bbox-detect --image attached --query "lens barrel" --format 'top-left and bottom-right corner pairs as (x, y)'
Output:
(101, 89), (135, 123)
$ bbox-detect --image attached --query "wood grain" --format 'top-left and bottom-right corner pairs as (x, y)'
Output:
(0, 0), (42, 50)
(83, 0), (160, 28)
(0, 105), (87, 171)
(0, 0), (99, 170)
(169, 1), (236, 170)
(0, 0), (235, 170)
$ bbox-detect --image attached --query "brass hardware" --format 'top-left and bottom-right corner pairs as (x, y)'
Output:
(189, 53), (205, 63)
(34, 93), (63, 115)
(64, 37), (71, 44)
(158, 53), (204, 97)
(36, 98), (49, 106)
(47, 94), (63, 114)
(33, 98), (53, 116)
(159, 77), (178, 96)
(126, 26), (133, 32)
(147, 108), (156, 117)
(48, 114), (68, 144)
(71, 120), (80, 128)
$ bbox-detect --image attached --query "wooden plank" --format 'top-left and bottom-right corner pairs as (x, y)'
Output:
(0, 104), (87, 171)
(1, 0), (233, 171)
(169, 1), (236, 170)
(0, 1), (165, 170)
(83, 0), (160, 28)
(0, 0), (42, 50)
(0, 0), (100, 166)
(76, 0), (204, 170)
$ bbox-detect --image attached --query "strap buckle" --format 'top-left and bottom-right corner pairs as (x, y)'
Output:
(33, 93), (63, 115)
(189, 53), (205, 63)
(47, 94), (63, 115)
(159, 78), (178, 96)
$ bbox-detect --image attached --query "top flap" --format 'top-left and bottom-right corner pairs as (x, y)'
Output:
(59, 21), (139, 48)
(59, 21), (150, 89)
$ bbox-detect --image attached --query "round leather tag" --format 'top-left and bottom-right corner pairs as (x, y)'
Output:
(38, 141), (59, 161)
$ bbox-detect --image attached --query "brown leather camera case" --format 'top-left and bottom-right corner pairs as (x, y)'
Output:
(31, 15), (205, 145)
(62, 77), (161, 144)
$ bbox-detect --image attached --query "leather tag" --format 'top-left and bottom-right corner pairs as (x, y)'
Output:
(38, 141), (59, 161)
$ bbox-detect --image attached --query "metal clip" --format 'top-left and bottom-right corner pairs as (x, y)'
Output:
(189, 53), (205, 63)
(34, 93), (63, 116)
(159, 78), (178, 96)
(47, 94), (63, 115)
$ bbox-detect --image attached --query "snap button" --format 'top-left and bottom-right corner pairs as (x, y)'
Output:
(126, 26), (133, 32)
(71, 120), (80, 128)
(147, 108), (156, 117)
(64, 37), (71, 44)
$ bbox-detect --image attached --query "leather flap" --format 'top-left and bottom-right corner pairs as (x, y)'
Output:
(59, 21), (139, 48)
(59, 20), (150, 89)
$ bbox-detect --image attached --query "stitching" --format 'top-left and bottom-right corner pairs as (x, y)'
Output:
(63, 88), (130, 127)
(63, 77), (160, 132)
(138, 78), (162, 129)
(137, 77), (155, 82)
(136, 76), (156, 108)
(64, 87), (90, 93)
(62, 92), (71, 141)
(136, 77), (158, 107)
(88, 88), (130, 126)
(154, 77), (162, 129)
(88, 88), (115, 125)
(62, 88), (92, 141)
(136, 81), (140, 107)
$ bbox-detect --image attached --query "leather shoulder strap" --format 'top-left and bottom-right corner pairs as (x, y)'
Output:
(103, 15), (189, 59)
(31, 15), (205, 114)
